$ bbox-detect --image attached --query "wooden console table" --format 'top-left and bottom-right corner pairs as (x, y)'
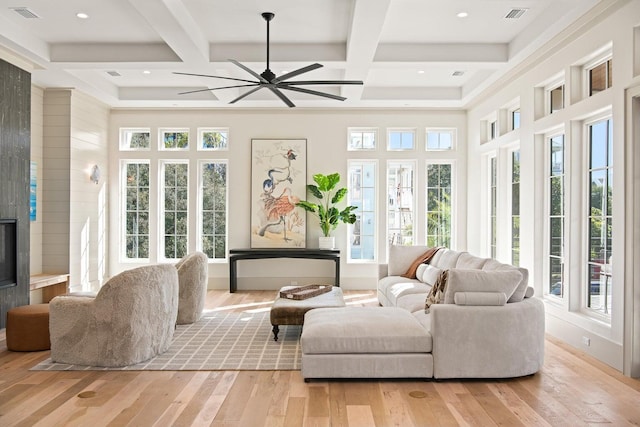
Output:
(30, 273), (70, 303)
(229, 248), (340, 293)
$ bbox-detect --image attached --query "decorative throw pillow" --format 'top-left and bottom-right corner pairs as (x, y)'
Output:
(416, 264), (429, 282)
(424, 270), (448, 312)
(443, 269), (522, 305)
(401, 247), (441, 279)
(421, 265), (443, 286)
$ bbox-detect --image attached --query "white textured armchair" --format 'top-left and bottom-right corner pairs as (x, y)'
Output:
(175, 251), (209, 324)
(49, 264), (179, 367)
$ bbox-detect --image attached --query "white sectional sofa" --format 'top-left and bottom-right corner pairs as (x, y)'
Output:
(300, 245), (545, 380)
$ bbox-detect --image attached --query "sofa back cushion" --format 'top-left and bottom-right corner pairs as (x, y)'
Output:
(388, 245), (432, 276)
(481, 259), (530, 303)
(429, 249), (462, 269)
(456, 253), (489, 269)
(443, 269), (522, 304)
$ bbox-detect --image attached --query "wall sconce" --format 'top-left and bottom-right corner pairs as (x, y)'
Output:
(90, 165), (101, 184)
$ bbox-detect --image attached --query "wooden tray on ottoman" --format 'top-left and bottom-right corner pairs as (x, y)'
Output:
(279, 284), (332, 300)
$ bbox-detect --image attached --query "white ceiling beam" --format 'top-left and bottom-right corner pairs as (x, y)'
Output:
(342, 0), (393, 101)
(126, 0), (209, 64)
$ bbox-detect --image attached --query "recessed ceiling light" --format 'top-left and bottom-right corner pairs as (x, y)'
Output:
(76, 12), (89, 19)
(417, 70), (425, 74)
(457, 12), (468, 18)
(143, 70), (151, 75)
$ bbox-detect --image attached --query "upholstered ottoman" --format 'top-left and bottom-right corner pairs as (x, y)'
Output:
(270, 286), (345, 341)
(6, 304), (51, 351)
(300, 307), (433, 380)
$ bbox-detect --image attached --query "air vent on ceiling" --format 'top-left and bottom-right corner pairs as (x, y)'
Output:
(106, 71), (122, 77)
(9, 7), (40, 19)
(452, 71), (465, 77)
(505, 8), (528, 19)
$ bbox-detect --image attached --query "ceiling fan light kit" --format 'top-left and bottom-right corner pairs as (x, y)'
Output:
(176, 12), (363, 107)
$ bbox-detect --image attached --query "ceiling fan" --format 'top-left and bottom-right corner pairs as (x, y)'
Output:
(174, 12), (363, 107)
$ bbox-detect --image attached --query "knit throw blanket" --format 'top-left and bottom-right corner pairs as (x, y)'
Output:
(401, 246), (442, 279)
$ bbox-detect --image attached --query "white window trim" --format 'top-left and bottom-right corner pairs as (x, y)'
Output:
(119, 128), (151, 151)
(158, 159), (189, 262)
(197, 127), (229, 151)
(386, 128), (417, 151)
(347, 127), (378, 151)
(425, 127), (457, 151)
(120, 159), (150, 263)
(347, 159), (378, 263)
(159, 128), (190, 151)
(197, 159), (229, 262)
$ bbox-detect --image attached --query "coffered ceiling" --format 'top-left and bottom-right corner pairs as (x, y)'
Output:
(0, 0), (605, 109)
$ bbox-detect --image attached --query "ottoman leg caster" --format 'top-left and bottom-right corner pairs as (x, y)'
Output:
(272, 324), (279, 341)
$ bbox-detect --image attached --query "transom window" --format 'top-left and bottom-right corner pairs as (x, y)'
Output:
(549, 84), (565, 114)
(387, 129), (415, 150)
(348, 128), (377, 150)
(426, 129), (455, 151)
(160, 128), (189, 150)
(588, 58), (612, 96)
(120, 128), (150, 150)
(198, 128), (228, 150)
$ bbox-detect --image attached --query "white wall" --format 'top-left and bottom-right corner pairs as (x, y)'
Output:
(466, 0), (640, 372)
(109, 109), (467, 290)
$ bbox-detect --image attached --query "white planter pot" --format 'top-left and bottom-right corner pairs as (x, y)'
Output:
(318, 236), (335, 250)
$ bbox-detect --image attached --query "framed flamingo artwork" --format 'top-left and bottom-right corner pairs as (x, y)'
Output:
(250, 138), (307, 248)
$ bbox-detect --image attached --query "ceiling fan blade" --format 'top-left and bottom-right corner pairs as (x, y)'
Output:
(279, 85), (346, 101)
(267, 87), (295, 107)
(272, 63), (323, 83)
(178, 83), (261, 95)
(229, 86), (265, 104)
(229, 59), (269, 83)
(282, 80), (364, 86)
(173, 72), (257, 84)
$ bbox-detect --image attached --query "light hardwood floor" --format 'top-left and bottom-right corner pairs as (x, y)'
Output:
(1, 289), (639, 426)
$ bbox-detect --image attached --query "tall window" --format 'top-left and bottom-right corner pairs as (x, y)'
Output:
(348, 160), (376, 261)
(489, 156), (497, 258)
(587, 118), (613, 315)
(548, 135), (565, 297)
(161, 162), (188, 260)
(588, 58), (612, 96)
(123, 161), (150, 259)
(387, 161), (415, 245)
(200, 161), (227, 260)
(387, 129), (415, 150)
(348, 128), (377, 150)
(511, 151), (520, 266)
(426, 163), (452, 248)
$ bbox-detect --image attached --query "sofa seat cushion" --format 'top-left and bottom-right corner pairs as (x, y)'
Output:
(396, 292), (430, 314)
(378, 276), (429, 305)
(302, 307), (432, 354)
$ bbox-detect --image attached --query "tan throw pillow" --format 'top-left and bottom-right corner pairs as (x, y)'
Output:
(425, 270), (448, 312)
(443, 269), (522, 305)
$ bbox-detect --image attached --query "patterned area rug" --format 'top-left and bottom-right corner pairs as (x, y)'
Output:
(30, 311), (302, 371)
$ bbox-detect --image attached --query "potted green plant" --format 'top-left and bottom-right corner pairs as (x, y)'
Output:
(296, 172), (358, 249)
